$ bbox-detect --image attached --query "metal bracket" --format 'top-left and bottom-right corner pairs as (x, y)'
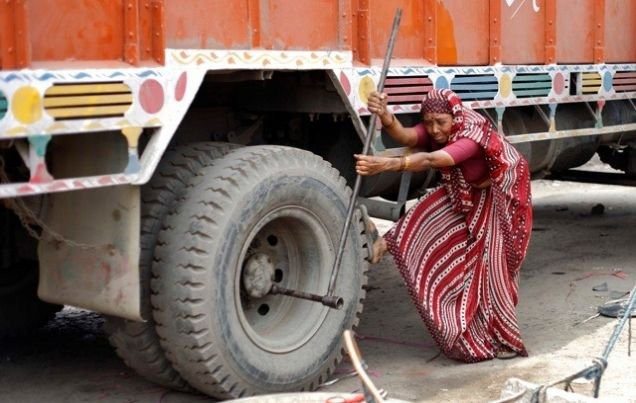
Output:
(357, 170), (413, 222)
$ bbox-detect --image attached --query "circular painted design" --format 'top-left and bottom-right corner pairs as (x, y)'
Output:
(12, 86), (43, 124)
(139, 79), (165, 114)
(499, 74), (512, 98)
(553, 72), (565, 95)
(435, 76), (450, 89)
(358, 76), (376, 105)
(175, 72), (188, 102)
(602, 71), (613, 92)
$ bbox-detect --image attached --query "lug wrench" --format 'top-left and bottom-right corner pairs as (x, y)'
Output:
(322, 8), (403, 308)
(264, 9), (402, 309)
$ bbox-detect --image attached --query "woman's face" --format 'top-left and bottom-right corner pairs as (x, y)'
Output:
(422, 112), (453, 144)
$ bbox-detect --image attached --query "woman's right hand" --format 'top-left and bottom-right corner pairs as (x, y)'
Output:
(355, 154), (396, 176)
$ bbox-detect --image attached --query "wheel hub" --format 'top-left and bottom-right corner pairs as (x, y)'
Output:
(242, 252), (275, 299)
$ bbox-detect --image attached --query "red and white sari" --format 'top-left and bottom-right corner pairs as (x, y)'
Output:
(384, 90), (532, 362)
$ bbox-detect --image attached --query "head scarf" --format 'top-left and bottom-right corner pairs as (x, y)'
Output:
(420, 89), (465, 137)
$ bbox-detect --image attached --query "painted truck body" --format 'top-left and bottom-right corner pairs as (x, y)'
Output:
(1, 0), (635, 399)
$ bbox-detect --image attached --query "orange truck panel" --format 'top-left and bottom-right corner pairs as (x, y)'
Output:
(28, 0), (126, 63)
(1, 0), (636, 67)
(605, 0), (636, 63)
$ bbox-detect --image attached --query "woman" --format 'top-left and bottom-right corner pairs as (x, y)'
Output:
(355, 89), (532, 362)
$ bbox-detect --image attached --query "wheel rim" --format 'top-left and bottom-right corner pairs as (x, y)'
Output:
(236, 206), (332, 353)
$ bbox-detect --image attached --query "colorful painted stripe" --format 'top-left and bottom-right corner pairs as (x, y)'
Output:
(385, 75), (433, 105)
(613, 71), (636, 93)
(44, 82), (133, 120)
(0, 91), (7, 120)
(512, 73), (552, 98)
(451, 75), (498, 101)
(580, 72), (602, 94)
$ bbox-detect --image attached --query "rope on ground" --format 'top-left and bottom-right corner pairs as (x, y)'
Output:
(526, 283), (636, 402)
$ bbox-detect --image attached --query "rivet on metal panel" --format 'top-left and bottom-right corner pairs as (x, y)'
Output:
(7, 47), (13, 53)
(428, 17), (432, 22)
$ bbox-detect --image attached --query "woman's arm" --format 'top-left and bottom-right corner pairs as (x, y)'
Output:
(355, 150), (455, 176)
(367, 92), (419, 147)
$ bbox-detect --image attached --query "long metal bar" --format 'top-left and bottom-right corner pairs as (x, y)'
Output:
(507, 122), (636, 144)
(325, 8), (402, 304)
(270, 285), (343, 308)
(547, 170), (636, 187)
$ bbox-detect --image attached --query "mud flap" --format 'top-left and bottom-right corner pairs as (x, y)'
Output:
(37, 185), (142, 321)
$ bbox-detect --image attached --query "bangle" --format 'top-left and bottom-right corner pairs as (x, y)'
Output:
(404, 156), (411, 171)
(382, 113), (395, 128)
(398, 157), (406, 171)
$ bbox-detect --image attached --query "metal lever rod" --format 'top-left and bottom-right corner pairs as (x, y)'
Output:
(324, 8), (403, 305)
(270, 285), (343, 309)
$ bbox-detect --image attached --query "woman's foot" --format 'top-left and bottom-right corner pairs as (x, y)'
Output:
(359, 205), (387, 264)
(495, 349), (518, 360)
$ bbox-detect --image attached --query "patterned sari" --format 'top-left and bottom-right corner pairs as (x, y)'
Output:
(384, 89), (532, 362)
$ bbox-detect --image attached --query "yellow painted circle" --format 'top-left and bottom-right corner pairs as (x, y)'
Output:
(358, 76), (376, 105)
(12, 86), (43, 124)
(499, 74), (512, 98)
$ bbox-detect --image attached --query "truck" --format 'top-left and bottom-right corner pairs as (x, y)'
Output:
(1, 0), (635, 399)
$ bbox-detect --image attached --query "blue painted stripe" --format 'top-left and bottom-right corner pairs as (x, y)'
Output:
(513, 74), (551, 82)
(514, 89), (551, 96)
(451, 91), (498, 99)
(0, 97), (7, 118)
(512, 82), (553, 89)
(452, 75), (498, 83)
(451, 83), (499, 90)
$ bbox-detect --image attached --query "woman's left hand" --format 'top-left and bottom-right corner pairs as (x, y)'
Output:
(354, 154), (394, 176)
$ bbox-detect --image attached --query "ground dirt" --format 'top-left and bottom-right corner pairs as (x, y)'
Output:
(1, 160), (635, 403)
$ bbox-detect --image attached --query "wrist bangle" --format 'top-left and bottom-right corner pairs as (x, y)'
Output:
(398, 157), (406, 171)
(404, 156), (411, 171)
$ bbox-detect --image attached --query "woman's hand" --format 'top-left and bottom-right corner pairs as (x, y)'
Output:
(354, 154), (397, 176)
(367, 91), (391, 121)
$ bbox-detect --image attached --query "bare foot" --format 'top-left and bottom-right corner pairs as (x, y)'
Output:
(370, 237), (387, 264)
(359, 205), (387, 264)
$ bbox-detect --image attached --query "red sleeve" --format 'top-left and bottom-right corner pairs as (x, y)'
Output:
(413, 123), (430, 149)
(440, 138), (481, 164)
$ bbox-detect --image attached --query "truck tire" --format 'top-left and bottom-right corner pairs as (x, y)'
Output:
(104, 142), (238, 390)
(151, 146), (368, 399)
(0, 259), (62, 338)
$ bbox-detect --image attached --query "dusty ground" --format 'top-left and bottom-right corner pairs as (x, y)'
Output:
(1, 160), (635, 403)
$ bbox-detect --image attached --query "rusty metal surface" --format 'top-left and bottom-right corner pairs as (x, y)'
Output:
(36, 133), (141, 321)
(37, 185), (141, 321)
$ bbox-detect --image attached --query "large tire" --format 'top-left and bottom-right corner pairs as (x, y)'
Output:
(151, 146), (368, 399)
(104, 142), (238, 390)
(0, 259), (62, 338)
